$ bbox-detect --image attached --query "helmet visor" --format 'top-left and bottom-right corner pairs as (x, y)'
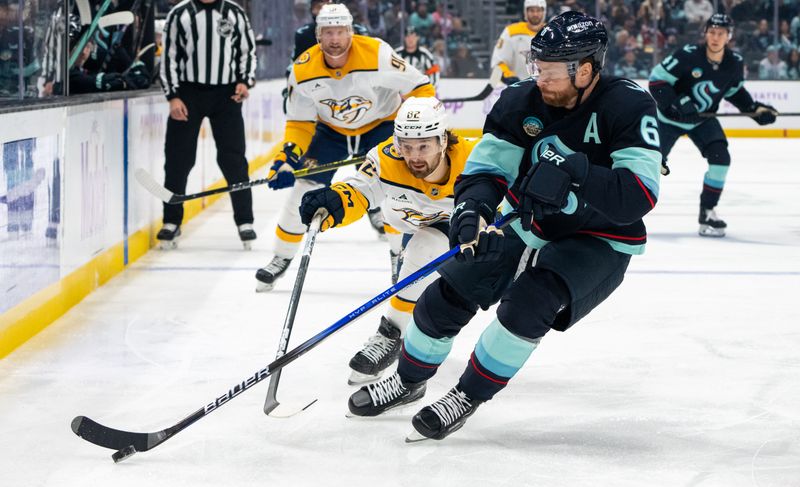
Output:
(526, 57), (572, 82)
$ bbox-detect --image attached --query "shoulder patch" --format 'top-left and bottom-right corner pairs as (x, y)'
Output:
(295, 51), (311, 65)
(382, 143), (404, 160)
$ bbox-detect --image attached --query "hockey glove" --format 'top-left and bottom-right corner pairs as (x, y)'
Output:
(519, 150), (589, 231)
(299, 186), (344, 231)
(501, 75), (520, 86)
(750, 102), (777, 125)
(667, 96), (703, 124)
(95, 72), (126, 91)
(267, 143), (303, 190)
(124, 62), (152, 89)
(449, 199), (503, 263)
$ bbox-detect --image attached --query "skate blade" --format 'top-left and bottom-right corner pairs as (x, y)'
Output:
(255, 281), (275, 293)
(242, 241), (253, 250)
(698, 225), (726, 238)
(157, 240), (178, 250)
(344, 396), (424, 419)
(347, 370), (384, 386)
(405, 430), (430, 443)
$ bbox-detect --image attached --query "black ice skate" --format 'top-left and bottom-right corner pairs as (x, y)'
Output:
(255, 256), (292, 292)
(406, 386), (483, 442)
(347, 372), (426, 417)
(156, 223), (181, 249)
(698, 206), (727, 238)
(238, 224), (257, 250)
(348, 317), (402, 385)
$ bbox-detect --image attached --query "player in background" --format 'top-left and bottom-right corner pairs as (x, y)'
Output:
(490, 0), (546, 85)
(649, 14), (777, 237)
(347, 12), (662, 442)
(299, 97), (478, 385)
(255, 3), (434, 291)
(395, 26), (440, 87)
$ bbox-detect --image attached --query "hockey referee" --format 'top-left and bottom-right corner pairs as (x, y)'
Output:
(158, 0), (257, 249)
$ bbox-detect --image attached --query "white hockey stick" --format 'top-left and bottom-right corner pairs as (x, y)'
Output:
(263, 214), (323, 417)
(75, 0), (92, 25)
(98, 11), (135, 29)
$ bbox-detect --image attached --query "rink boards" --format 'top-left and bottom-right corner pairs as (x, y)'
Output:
(1, 77), (798, 359)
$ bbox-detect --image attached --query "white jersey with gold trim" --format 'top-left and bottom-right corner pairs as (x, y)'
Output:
(287, 35), (434, 136)
(340, 136), (479, 234)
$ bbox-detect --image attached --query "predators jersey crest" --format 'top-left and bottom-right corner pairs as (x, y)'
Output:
(320, 96), (374, 124)
(393, 208), (449, 227)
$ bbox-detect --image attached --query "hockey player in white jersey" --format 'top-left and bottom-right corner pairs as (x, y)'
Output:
(298, 97), (479, 384)
(490, 0), (546, 85)
(256, 3), (435, 292)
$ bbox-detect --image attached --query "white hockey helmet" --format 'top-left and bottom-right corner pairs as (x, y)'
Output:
(315, 3), (353, 37)
(524, 0), (546, 10)
(394, 97), (449, 147)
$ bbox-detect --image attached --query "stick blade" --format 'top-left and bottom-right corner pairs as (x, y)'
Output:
(71, 415), (159, 452)
(264, 398), (318, 418)
(134, 168), (175, 203)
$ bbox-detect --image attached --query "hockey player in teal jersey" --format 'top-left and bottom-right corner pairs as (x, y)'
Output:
(649, 14), (778, 237)
(346, 12), (662, 442)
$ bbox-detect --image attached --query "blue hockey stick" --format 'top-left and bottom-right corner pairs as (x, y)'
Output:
(71, 212), (518, 463)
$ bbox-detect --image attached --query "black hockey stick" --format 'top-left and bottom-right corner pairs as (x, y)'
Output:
(135, 156), (365, 204)
(700, 112), (799, 117)
(70, 212), (519, 463)
(263, 214), (324, 417)
(440, 68), (503, 103)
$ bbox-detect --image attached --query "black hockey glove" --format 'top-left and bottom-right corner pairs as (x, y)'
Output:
(519, 150), (589, 231)
(449, 199), (503, 263)
(299, 186), (344, 229)
(750, 102), (777, 125)
(95, 72), (126, 91)
(667, 96), (703, 124)
(124, 62), (152, 89)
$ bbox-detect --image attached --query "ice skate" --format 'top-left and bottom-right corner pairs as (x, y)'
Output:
(238, 223), (257, 250)
(255, 256), (292, 292)
(156, 223), (181, 249)
(347, 372), (426, 417)
(698, 206), (726, 238)
(367, 208), (387, 241)
(348, 317), (402, 385)
(406, 386), (483, 442)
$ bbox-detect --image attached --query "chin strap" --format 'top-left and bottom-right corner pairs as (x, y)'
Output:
(569, 69), (599, 111)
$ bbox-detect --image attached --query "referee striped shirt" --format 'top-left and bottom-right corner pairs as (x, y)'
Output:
(161, 0), (256, 100)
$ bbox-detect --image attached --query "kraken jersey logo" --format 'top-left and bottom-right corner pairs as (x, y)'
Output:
(320, 96), (373, 124)
(691, 81), (720, 112)
(393, 208), (448, 227)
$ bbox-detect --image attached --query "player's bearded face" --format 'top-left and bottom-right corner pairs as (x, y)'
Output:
(525, 7), (544, 26)
(397, 136), (445, 178)
(532, 61), (576, 107)
(319, 26), (352, 58)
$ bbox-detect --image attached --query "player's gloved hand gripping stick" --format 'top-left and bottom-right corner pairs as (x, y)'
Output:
(71, 212), (518, 463)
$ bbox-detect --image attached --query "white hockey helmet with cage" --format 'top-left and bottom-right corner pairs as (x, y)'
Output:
(394, 97), (449, 147)
(315, 3), (354, 37)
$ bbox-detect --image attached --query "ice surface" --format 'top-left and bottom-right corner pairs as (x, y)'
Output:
(1, 138), (798, 487)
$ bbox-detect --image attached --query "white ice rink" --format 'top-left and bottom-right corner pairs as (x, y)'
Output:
(1, 138), (799, 487)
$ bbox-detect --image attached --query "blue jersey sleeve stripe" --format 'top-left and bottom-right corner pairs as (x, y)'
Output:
(649, 64), (678, 85)
(462, 133), (524, 185)
(610, 147), (662, 198)
(724, 80), (744, 98)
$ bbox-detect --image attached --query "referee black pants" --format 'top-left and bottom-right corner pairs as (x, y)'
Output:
(163, 83), (253, 226)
